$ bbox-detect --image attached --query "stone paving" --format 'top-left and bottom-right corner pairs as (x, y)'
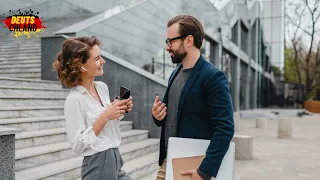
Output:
(234, 113), (320, 180)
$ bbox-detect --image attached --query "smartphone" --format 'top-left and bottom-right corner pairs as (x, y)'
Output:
(120, 86), (130, 100)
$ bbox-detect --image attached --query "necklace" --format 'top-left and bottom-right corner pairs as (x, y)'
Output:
(88, 86), (104, 107)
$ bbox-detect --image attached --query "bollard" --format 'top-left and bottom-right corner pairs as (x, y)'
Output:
(256, 117), (267, 129)
(232, 135), (253, 160)
(277, 117), (293, 139)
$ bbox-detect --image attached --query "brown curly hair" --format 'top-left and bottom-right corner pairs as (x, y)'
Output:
(52, 36), (101, 88)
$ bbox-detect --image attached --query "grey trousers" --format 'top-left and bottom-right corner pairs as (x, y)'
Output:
(81, 148), (132, 180)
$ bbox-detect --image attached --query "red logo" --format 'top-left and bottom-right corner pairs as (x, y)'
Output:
(1, 9), (46, 38)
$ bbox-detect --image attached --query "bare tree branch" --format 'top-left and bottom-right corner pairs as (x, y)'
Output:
(316, 41), (320, 66)
(310, 81), (320, 93)
(289, 21), (313, 36)
(291, 38), (303, 85)
(315, 0), (320, 22)
(315, 11), (320, 23)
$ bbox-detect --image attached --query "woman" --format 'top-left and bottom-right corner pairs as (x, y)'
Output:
(53, 36), (133, 180)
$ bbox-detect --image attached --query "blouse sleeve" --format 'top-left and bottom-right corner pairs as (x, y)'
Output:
(64, 95), (100, 154)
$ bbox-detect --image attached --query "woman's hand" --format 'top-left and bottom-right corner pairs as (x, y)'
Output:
(113, 96), (133, 113)
(103, 99), (129, 121)
(125, 96), (133, 113)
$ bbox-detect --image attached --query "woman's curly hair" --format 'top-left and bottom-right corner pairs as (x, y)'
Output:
(52, 36), (101, 88)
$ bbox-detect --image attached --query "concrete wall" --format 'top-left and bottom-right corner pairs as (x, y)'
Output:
(0, 0), (92, 21)
(22, 0), (92, 20)
(65, 0), (143, 13)
(0, 15), (8, 36)
(101, 56), (166, 138)
(0, 0), (138, 15)
(0, 0), (50, 14)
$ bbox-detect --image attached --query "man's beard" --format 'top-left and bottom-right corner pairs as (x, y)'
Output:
(170, 44), (187, 64)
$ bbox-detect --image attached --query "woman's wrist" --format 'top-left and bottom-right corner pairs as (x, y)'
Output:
(100, 112), (110, 122)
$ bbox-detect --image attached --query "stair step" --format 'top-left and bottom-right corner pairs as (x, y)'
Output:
(121, 129), (149, 145)
(15, 138), (157, 171)
(0, 39), (40, 43)
(0, 116), (132, 133)
(0, 77), (61, 88)
(0, 60), (41, 65)
(0, 68), (40, 73)
(0, 64), (40, 69)
(0, 116), (66, 131)
(15, 129), (148, 149)
(0, 96), (65, 107)
(0, 39), (39, 43)
(15, 146), (159, 180)
(119, 138), (159, 162)
(0, 86), (68, 97)
(0, 56), (40, 61)
(0, 46), (41, 51)
(123, 151), (159, 180)
(0, 67), (40, 73)
(138, 170), (158, 180)
(0, 49), (40, 53)
(0, 106), (63, 119)
(0, 53), (41, 57)
(15, 128), (66, 149)
(0, 43), (41, 51)
(0, 73), (41, 79)
(0, 40), (39, 43)
(15, 156), (83, 180)
(15, 142), (74, 171)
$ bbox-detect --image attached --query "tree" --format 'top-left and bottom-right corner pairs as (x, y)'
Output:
(284, 48), (299, 83)
(285, 0), (320, 100)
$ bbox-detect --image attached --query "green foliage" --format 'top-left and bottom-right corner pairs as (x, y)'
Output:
(284, 48), (298, 83)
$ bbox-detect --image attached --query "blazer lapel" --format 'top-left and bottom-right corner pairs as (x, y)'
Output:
(176, 55), (205, 122)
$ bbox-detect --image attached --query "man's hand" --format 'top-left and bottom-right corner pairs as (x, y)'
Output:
(181, 169), (203, 180)
(152, 96), (167, 121)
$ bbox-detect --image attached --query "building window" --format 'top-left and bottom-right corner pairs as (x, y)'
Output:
(200, 38), (211, 61)
(231, 22), (238, 45)
(241, 22), (249, 54)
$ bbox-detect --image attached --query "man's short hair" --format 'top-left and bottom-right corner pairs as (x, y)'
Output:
(167, 15), (204, 49)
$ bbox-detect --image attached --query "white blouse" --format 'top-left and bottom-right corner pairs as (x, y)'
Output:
(64, 81), (123, 156)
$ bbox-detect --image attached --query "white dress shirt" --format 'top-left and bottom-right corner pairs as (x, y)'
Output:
(64, 81), (123, 156)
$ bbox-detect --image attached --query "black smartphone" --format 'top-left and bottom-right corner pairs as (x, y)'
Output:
(120, 86), (130, 100)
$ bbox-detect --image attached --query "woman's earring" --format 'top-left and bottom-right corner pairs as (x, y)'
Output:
(81, 67), (88, 72)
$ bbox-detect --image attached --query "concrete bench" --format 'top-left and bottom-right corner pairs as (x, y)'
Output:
(278, 117), (293, 139)
(232, 134), (253, 160)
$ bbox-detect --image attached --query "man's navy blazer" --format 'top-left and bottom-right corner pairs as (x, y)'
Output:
(153, 55), (234, 178)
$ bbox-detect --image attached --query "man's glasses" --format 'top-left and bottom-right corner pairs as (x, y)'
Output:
(165, 35), (188, 47)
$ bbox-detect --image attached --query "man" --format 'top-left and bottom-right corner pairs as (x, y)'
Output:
(152, 15), (234, 180)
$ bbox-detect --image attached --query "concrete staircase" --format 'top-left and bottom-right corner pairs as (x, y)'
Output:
(0, 17), (160, 180)
(0, 39), (41, 79)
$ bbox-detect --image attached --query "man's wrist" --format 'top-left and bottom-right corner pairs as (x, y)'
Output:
(197, 168), (211, 180)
